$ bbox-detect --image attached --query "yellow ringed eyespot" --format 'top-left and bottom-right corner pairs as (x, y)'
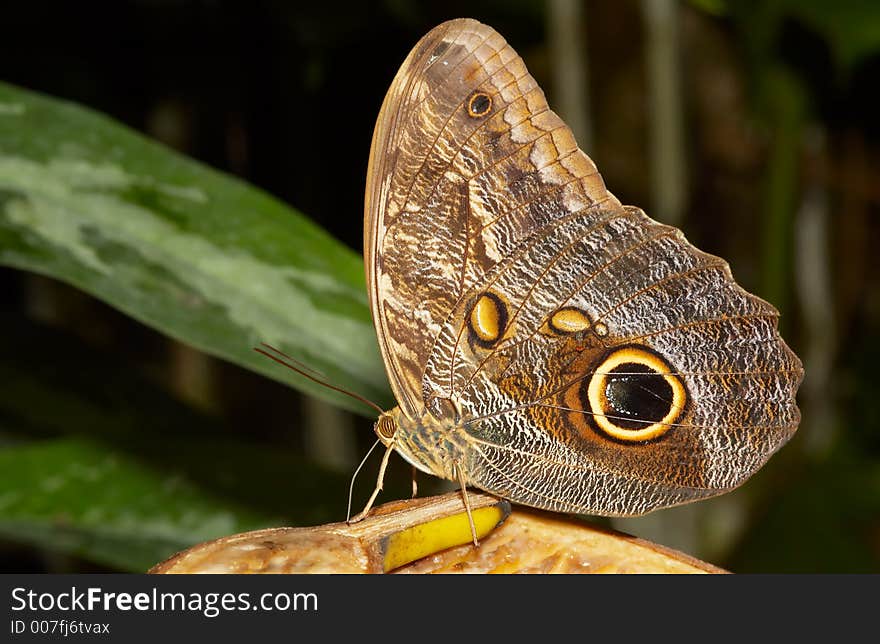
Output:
(468, 292), (507, 348)
(583, 346), (687, 442)
(467, 91), (492, 118)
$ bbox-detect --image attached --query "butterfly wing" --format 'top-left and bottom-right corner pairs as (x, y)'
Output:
(365, 18), (618, 416)
(365, 19), (803, 514)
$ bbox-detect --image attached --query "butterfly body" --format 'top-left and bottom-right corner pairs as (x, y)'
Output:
(365, 19), (803, 517)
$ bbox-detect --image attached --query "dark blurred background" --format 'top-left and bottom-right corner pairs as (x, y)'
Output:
(1, 0), (878, 572)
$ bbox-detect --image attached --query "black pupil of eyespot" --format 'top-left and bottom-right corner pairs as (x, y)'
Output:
(471, 94), (490, 114)
(604, 363), (672, 429)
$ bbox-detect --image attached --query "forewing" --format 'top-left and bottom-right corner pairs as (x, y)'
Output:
(365, 18), (616, 419)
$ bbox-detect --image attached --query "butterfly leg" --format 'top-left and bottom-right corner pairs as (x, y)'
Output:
(454, 460), (479, 547)
(348, 440), (396, 524)
(411, 465), (418, 498)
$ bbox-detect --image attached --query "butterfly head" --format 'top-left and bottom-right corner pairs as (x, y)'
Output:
(373, 406), (465, 482)
(374, 411), (398, 446)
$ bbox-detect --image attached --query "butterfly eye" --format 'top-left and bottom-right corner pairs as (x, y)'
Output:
(375, 414), (397, 440)
(584, 346), (687, 442)
(468, 292), (508, 348)
(467, 91), (492, 118)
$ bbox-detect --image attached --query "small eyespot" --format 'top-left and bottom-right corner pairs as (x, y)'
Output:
(549, 308), (592, 335)
(467, 91), (492, 118)
(581, 346), (687, 442)
(468, 292), (507, 348)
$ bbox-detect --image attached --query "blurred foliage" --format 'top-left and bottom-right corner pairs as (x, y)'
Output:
(726, 0), (880, 73)
(0, 438), (272, 573)
(1, 0), (879, 573)
(0, 319), (354, 571)
(0, 81), (389, 415)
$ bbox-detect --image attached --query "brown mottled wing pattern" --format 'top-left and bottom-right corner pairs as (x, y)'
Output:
(365, 19), (803, 515)
(365, 19), (618, 417)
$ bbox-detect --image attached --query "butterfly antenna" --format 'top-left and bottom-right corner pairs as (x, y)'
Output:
(347, 438), (382, 521)
(258, 342), (329, 379)
(254, 343), (385, 416)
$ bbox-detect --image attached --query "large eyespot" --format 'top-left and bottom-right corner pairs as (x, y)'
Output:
(467, 91), (492, 118)
(468, 291), (508, 348)
(582, 346), (687, 442)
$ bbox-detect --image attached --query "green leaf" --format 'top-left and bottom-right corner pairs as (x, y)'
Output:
(0, 81), (392, 415)
(0, 438), (279, 572)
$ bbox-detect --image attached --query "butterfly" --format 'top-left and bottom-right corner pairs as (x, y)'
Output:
(358, 18), (803, 521)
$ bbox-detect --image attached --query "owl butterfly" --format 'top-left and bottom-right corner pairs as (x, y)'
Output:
(361, 18), (803, 518)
